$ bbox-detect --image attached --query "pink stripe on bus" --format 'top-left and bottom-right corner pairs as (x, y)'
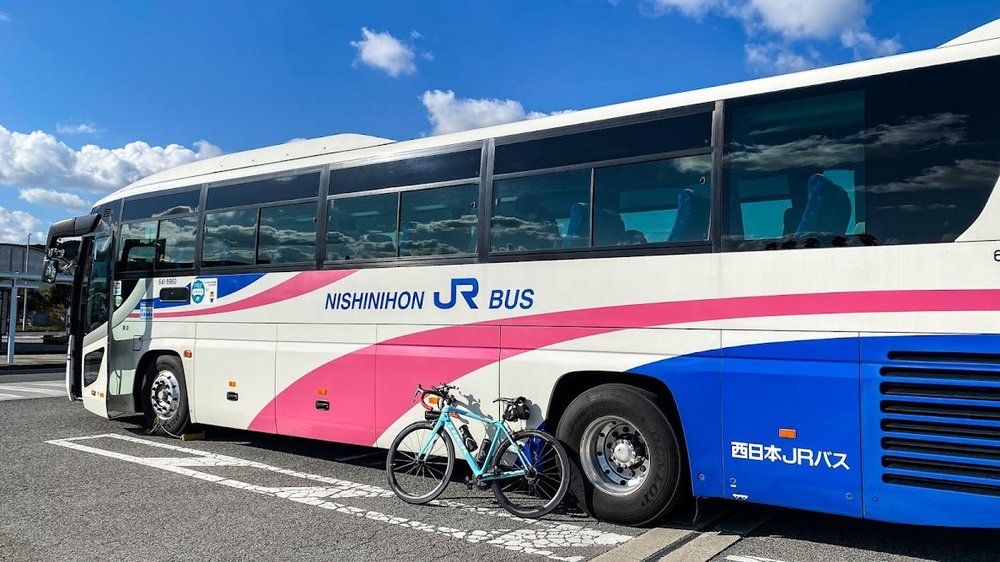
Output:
(247, 288), (1000, 444)
(155, 270), (357, 319)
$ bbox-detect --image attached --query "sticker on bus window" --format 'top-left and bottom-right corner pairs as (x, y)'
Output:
(114, 280), (122, 296)
(190, 278), (218, 305)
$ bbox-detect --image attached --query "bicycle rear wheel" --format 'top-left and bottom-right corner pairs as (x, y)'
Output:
(490, 429), (570, 518)
(386, 421), (455, 504)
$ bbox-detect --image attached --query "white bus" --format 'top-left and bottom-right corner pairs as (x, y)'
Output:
(45, 18), (1000, 527)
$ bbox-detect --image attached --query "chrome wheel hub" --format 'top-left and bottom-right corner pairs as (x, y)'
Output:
(150, 370), (180, 420)
(581, 415), (650, 496)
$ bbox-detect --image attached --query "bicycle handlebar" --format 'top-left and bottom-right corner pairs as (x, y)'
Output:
(415, 383), (458, 404)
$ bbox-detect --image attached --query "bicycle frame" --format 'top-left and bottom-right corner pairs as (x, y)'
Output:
(417, 404), (529, 482)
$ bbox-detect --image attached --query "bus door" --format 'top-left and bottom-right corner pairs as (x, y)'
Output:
(76, 234), (113, 417)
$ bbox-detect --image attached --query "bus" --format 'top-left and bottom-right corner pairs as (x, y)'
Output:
(44, 18), (1000, 527)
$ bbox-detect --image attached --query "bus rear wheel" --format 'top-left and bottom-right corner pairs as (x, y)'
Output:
(141, 355), (191, 437)
(557, 383), (685, 526)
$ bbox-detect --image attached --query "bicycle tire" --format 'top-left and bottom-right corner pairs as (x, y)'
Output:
(489, 429), (570, 518)
(386, 421), (455, 504)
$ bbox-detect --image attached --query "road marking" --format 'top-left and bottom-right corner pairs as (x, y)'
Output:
(48, 433), (634, 561)
(30, 381), (66, 388)
(0, 382), (65, 400)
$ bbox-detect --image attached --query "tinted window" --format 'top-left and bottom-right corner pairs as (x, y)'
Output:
(400, 184), (478, 256)
(865, 58), (1000, 245)
(119, 221), (158, 273)
(495, 112), (712, 174)
(202, 209), (257, 267)
(332, 150), (481, 195)
(725, 91), (866, 250)
(594, 155), (713, 246)
(157, 217), (197, 269)
(491, 169), (590, 252)
(326, 194), (398, 260)
(206, 173), (320, 210)
(258, 203), (316, 264)
(122, 190), (200, 221)
(724, 56), (1000, 250)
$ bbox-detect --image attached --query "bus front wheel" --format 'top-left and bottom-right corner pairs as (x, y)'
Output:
(557, 383), (685, 526)
(141, 355), (191, 437)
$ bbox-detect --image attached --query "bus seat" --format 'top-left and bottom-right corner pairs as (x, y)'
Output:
(795, 174), (852, 236)
(563, 203), (625, 247)
(563, 203), (590, 248)
(668, 188), (710, 242)
(783, 178), (808, 235)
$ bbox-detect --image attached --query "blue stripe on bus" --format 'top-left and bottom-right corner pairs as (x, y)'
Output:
(143, 273), (266, 309)
(629, 334), (1000, 527)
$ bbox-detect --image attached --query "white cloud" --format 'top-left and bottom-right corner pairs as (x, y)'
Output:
(0, 206), (42, 244)
(741, 0), (867, 40)
(19, 188), (91, 213)
(641, 0), (900, 74)
(350, 28), (417, 77)
(56, 121), (102, 135)
(421, 90), (570, 135)
(0, 12), (9, 22)
(841, 29), (902, 59)
(0, 125), (222, 193)
(745, 42), (822, 74)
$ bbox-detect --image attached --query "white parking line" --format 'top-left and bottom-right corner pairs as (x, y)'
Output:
(48, 433), (634, 561)
(30, 381), (66, 388)
(0, 382), (65, 400)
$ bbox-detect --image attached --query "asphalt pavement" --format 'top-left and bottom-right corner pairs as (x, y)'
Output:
(2, 373), (1000, 562)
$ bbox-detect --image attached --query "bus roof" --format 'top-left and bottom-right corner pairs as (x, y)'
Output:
(97, 18), (1000, 208)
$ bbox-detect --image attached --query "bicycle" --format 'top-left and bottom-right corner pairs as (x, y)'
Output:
(386, 383), (570, 518)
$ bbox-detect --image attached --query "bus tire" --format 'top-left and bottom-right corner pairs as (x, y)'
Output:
(557, 383), (684, 526)
(141, 355), (191, 437)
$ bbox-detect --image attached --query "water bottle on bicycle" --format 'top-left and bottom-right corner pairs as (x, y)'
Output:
(385, 383), (570, 518)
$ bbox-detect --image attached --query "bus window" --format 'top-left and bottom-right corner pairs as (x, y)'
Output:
(156, 217), (197, 270)
(122, 189), (199, 221)
(206, 173), (320, 210)
(863, 58), (1000, 245)
(494, 113), (712, 175)
(258, 203), (316, 264)
(491, 169), (590, 252)
(399, 184), (478, 257)
(202, 209), (257, 267)
(725, 91), (866, 250)
(593, 154), (712, 246)
(118, 220), (158, 273)
(326, 193), (398, 261)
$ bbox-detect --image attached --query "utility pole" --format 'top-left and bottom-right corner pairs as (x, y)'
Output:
(21, 232), (30, 332)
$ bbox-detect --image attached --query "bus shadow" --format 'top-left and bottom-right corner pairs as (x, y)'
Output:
(743, 507), (1000, 561)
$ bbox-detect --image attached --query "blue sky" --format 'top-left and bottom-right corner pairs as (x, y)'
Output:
(0, 0), (997, 243)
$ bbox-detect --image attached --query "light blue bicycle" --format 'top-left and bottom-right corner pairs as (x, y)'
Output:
(386, 383), (570, 518)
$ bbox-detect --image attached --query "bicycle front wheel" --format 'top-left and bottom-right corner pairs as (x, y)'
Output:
(386, 421), (455, 504)
(490, 429), (570, 518)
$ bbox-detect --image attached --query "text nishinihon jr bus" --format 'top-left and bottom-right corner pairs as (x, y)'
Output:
(44, 18), (1000, 527)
